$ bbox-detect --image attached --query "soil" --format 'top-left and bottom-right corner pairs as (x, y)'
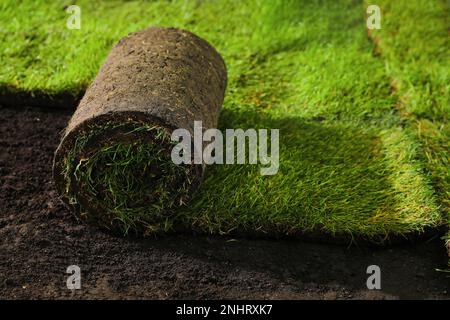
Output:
(0, 105), (449, 300)
(0, 90), (81, 111)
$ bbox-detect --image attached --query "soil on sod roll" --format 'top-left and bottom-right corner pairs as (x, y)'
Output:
(53, 27), (227, 234)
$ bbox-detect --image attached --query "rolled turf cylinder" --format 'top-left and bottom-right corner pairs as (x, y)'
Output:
(53, 27), (227, 234)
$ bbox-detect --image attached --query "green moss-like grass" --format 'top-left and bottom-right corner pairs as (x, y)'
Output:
(1, 0), (447, 245)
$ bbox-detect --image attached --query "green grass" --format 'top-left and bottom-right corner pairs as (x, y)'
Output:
(1, 0), (448, 243)
(367, 0), (449, 259)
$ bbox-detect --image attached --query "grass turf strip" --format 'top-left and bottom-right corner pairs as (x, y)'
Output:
(0, 0), (447, 241)
(53, 27), (227, 235)
(367, 0), (449, 257)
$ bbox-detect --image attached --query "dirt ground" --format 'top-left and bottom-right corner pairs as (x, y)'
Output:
(0, 106), (448, 300)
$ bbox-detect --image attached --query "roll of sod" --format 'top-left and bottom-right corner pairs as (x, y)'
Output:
(53, 27), (227, 234)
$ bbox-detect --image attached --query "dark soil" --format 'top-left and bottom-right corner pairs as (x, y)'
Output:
(0, 106), (449, 300)
(0, 90), (81, 111)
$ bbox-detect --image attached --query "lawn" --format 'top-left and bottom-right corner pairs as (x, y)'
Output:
(0, 0), (448, 244)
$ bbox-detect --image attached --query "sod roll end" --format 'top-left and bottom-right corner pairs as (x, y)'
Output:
(53, 27), (227, 234)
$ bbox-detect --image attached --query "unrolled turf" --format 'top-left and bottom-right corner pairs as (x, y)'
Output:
(53, 27), (227, 234)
